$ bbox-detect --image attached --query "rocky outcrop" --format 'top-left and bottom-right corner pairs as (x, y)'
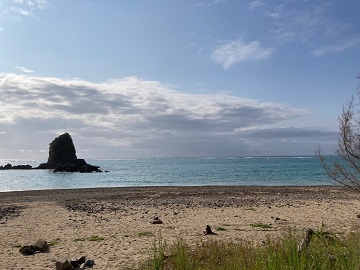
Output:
(37, 133), (102, 173)
(38, 133), (77, 169)
(53, 159), (102, 173)
(1, 133), (103, 172)
(0, 164), (33, 170)
(19, 238), (49, 255)
(55, 256), (94, 270)
(34, 238), (49, 252)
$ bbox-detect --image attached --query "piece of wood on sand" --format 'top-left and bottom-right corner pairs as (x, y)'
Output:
(298, 228), (314, 254)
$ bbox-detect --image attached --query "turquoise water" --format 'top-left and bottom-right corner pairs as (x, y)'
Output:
(0, 156), (334, 192)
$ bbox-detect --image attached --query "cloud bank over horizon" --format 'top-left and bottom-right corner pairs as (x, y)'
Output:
(0, 73), (336, 159)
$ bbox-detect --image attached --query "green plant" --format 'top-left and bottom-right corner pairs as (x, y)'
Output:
(216, 227), (226, 231)
(135, 230), (360, 270)
(89, 235), (105, 241)
(138, 231), (153, 237)
(313, 225), (339, 244)
(152, 237), (166, 270)
(48, 238), (61, 246)
(250, 223), (272, 229)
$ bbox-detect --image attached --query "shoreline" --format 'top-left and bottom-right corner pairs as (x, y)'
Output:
(0, 185), (351, 203)
(1, 185), (360, 269)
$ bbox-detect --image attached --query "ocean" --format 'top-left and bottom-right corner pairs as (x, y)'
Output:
(0, 156), (335, 192)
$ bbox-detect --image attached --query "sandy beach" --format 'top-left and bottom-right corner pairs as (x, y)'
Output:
(1, 186), (360, 269)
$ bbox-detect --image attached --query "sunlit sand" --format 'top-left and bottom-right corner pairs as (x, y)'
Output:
(0, 186), (359, 269)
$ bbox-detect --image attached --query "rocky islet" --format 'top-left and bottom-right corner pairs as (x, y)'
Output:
(0, 133), (102, 173)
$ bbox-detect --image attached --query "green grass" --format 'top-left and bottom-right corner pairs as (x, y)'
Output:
(136, 230), (360, 270)
(250, 223), (272, 229)
(48, 238), (61, 246)
(89, 235), (105, 241)
(138, 231), (153, 237)
(74, 235), (105, 242)
(313, 225), (340, 244)
(216, 227), (226, 231)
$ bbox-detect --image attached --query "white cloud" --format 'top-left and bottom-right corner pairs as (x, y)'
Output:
(33, 0), (48, 9)
(15, 66), (35, 73)
(13, 0), (47, 8)
(312, 38), (360, 57)
(0, 73), (327, 158)
(196, 0), (225, 8)
(10, 6), (33, 17)
(211, 39), (274, 69)
(249, 0), (265, 10)
(250, 1), (357, 56)
(268, 3), (333, 43)
(2, 0), (48, 20)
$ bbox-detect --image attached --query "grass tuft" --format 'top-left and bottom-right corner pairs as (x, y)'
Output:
(88, 235), (105, 241)
(138, 231), (153, 237)
(136, 229), (360, 270)
(48, 238), (61, 246)
(250, 223), (272, 229)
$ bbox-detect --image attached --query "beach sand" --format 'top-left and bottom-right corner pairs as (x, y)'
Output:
(1, 186), (360, 269)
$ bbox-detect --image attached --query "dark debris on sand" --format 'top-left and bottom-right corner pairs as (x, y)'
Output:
(0, 205), (24, 221)
(1, 186), (359, 214)
(51, 186), (360, 215)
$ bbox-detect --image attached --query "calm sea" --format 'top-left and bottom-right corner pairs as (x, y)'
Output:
(0, 156), (335, 192)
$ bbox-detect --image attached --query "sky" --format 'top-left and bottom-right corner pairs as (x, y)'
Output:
(0, 0), (359, 159)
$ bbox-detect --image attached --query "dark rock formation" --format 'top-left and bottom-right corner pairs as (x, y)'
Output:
(0, 205), (23, 220)
(19, 238), (49, 256)
(204, 225), (217, 235)
(84, 259), (96, 267)
(53, 159), (102, 173)
(0, 164), (33, 170)
(151, 216), (163, 224)
(19, 245), (36, 256)
(55, 259), (74, 270)
(56, 256), (92, 270)
(70, 256), (86, 268)
(38, 133), (77, 169)
(37, 133), (102, 173)
(1, 133), (103, 172)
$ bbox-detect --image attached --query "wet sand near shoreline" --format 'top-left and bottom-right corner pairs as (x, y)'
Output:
(1, 186), (360, 269)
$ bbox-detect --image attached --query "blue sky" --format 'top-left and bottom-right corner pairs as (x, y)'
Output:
(0, 0), (359, 159)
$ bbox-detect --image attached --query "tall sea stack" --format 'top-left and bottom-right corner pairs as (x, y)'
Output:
(47, 133), (77, 168)
(37, 133), (102, 172)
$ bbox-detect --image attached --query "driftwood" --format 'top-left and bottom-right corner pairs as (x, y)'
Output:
(298, 228), (314, 253)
